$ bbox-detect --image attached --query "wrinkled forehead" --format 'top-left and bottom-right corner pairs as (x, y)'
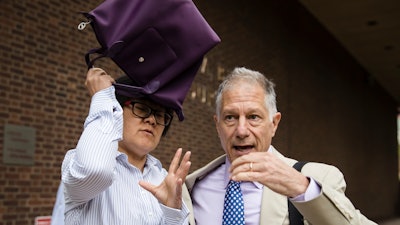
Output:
(220, 82), (267, 110)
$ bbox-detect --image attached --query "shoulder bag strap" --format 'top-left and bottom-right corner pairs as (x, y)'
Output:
(288, 161), (308, 225)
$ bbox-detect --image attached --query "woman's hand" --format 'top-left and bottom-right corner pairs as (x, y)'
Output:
(139, 148), (191, 209)
(85, 68), (115, 96)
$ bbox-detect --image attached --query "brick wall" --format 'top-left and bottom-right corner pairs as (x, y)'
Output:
(0, 0), (398, 224)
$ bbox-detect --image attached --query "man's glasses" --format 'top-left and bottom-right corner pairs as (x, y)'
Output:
(125, 101), (172, 126)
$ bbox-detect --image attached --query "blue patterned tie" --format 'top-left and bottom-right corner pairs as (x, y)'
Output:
(222, 180), (245, 225)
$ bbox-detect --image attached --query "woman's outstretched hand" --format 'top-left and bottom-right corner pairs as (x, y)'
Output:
(139, 148), (191, 209)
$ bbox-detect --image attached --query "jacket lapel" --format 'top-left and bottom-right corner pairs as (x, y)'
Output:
(260, 185), (288, 225)
(186, 155), (226, 191)
(259, 147), (298, 225)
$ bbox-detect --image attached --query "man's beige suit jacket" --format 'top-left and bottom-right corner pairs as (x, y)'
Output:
(183, 147), (377, 225)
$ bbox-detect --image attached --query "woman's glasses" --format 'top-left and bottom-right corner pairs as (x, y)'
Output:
(125, 101), (172, 126)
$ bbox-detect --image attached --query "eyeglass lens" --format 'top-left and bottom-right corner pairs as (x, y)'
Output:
(131, 102), (172, 126)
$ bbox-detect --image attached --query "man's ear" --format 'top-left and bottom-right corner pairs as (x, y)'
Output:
(271, 112), (281, 136)
(273, 112), (281, 126)
(214, 114), (220, 137)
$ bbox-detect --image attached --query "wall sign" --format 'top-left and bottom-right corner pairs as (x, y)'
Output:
(3, 124), (36, 165)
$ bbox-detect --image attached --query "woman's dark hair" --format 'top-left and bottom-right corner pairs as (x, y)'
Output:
(115, 75), (173, 136)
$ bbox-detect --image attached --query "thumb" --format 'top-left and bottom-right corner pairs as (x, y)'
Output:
(139, 180), (157, 195)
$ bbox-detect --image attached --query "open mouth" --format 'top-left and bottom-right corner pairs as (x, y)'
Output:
(233, 145), (253, 151)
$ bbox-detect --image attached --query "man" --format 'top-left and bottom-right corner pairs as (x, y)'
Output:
(61, 68), (191, 224)
(184, 67), (377, 225)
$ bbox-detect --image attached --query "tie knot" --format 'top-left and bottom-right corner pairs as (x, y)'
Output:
(228, 180), (241, 191)
(228, 180), (241, 189)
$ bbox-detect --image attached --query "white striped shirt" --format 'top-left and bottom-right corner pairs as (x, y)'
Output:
(61, 86), (189, 225)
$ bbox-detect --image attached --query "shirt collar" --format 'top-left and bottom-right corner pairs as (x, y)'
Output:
(145, 154), (162, 169)
(116, 152), (162, 171)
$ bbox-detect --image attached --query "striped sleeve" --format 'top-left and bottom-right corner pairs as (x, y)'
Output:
(62, 86), (123, 205)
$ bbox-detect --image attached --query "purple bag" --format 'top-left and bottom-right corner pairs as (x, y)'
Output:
(79, 0), (220, 120)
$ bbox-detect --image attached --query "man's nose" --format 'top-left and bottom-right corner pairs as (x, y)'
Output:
(235, 117), (250, 138)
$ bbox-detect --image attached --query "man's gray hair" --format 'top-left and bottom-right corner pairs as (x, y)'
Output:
(215, 67), (278, 121)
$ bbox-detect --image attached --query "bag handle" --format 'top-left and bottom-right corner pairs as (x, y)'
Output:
(84, 47), (107, 69)
(288, 161), (308, 225)
(84, 41), (125, 69)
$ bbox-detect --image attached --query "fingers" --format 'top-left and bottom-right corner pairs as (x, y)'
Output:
(178, 151), (192, 179)
(231, 161), (254, 175)
(168, 148), (182, 173)
(86, 68), (108, 79)
(85, 68), (115, 96)
(230, 153), (256, 172)
(229, 152), (271, 181)
(230, 163), (256, 182)
(138, 180), (157, 195)
(168, 148), (191, 178)
(229, 152), (309, 197)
